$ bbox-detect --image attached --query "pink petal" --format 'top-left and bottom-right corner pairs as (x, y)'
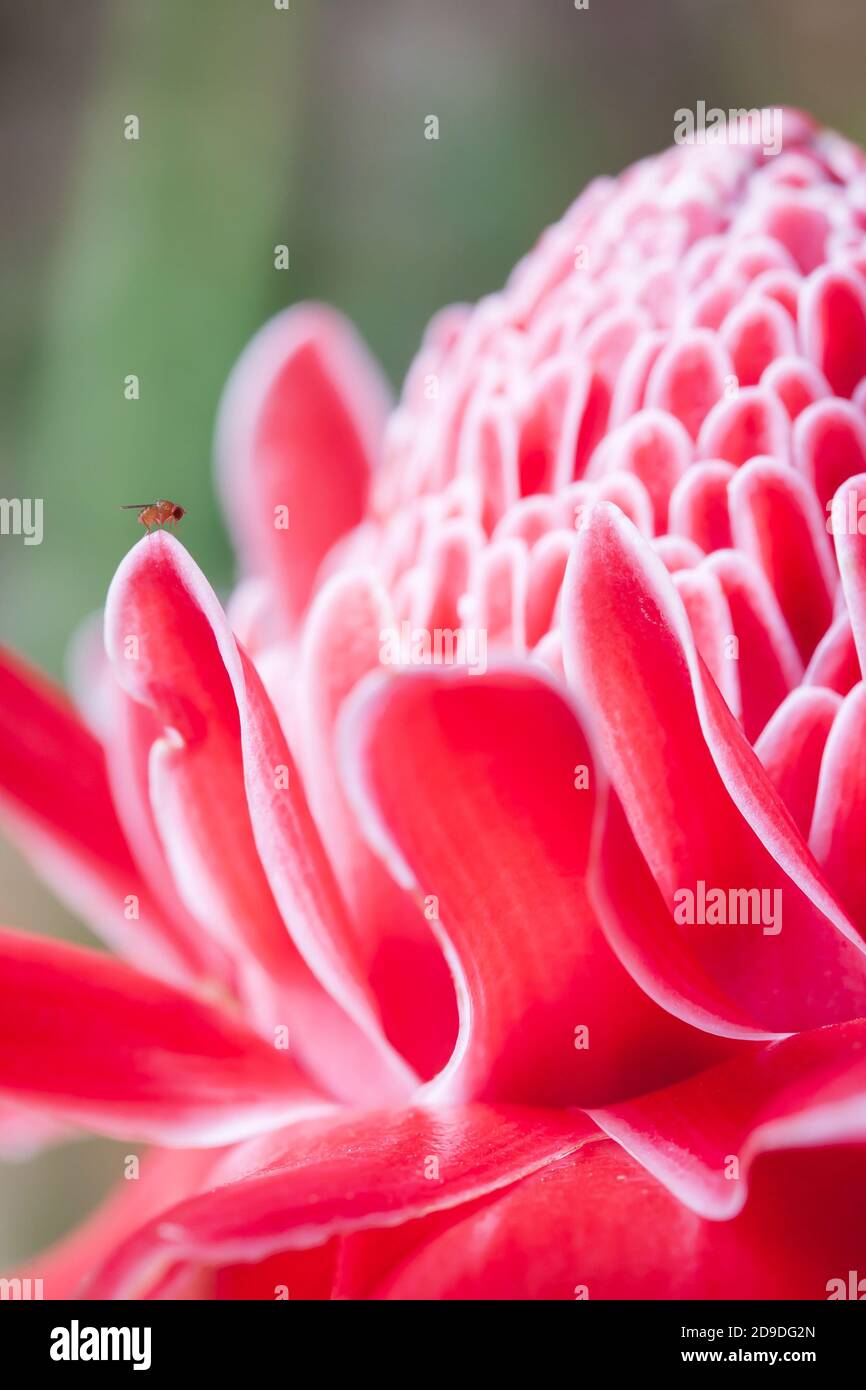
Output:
(754, 687), (841, 839)
(720, 297), (796, 387)
(458, 396), (519, 532)
(103, 679), (238, 989)
(667, 459), (735, 551)
(654, 535), (704, 574)
(801, 264), (866, 397)
(728, 455), (836, 663)
(524, 530), (573, 646)
(832, 471), (866, 677)
(750, 198), (829, 273)
(473, 538), (529, 648)
(803, 612), (860, 693)
(0, 927), (330, 1144)
(644, 328), (731, 439)
(587, 409), (692, 532)
(761, 355), (830, 419)
(794, 398), (866, 509)
(702, 548), (803, 741)
(696, 385), (790, 468)
(216, 304), (391, 632)
(673, 568), (741, 720)
(609, 330), (666, 427)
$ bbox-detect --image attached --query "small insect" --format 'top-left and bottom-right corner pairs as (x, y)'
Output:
(121, 499), (186, 534)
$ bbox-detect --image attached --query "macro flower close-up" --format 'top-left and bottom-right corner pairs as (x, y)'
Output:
(4, 4), (866, 1325)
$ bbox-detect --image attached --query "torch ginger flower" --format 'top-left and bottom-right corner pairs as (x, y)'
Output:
(4, 108), (866, 1299)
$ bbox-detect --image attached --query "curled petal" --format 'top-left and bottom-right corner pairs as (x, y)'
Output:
(561, 503), (866, 1034)
(340, 664), (730, 1105)
(105, 534), (414, 1104)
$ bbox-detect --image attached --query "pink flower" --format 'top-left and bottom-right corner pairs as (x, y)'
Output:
(3, 107), (866, 1300)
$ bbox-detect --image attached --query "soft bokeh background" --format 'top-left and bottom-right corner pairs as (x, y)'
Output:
(2, 0), (866, 1267)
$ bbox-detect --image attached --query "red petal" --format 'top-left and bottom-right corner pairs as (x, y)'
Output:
(810, 682), (866, 933)
(212, 1243), (338, 1301)
(0, 927), (330, 1144)
(216, 304), (391, 631)
(378, 1131), (866, 1299)
(0, 646), (198, 985)
(593, 1019), (866, 1217)
(103, 680), (237, 989)
(298, 569), (457, 1079)
(561, 503), (866, 1033)
(83, 1105), (589, 1297)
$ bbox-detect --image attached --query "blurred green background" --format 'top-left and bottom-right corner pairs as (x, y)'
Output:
(2, 0), (866, 1268)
